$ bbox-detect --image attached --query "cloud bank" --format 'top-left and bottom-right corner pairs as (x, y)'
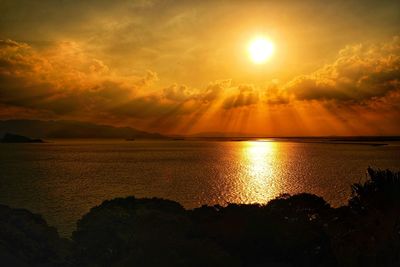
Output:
(0, 37), (399, 135)
(286, 37), (400, 102)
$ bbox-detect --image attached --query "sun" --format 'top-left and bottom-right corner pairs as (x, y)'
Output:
(248, 37), (274, 64)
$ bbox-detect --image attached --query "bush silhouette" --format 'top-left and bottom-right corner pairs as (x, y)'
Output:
(330, 168), (400, 266)
(191, 194), (335, 266)
(71, 197), (237, 267)
(0, 205), (70, 266)
(350, 167), (400, 212)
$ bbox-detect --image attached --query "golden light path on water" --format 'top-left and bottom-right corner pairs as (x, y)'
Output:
(1, 139), (399, 237)
(240, 140), (281, 204)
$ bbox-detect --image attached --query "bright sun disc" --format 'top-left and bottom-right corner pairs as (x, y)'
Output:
(248, 37), (274, 64)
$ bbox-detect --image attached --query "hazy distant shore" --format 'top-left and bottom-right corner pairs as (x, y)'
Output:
(175, 136), (400, 146)
(2, 119), (400, 143)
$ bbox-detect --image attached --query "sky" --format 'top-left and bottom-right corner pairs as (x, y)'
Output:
(0, 0), (399, 136)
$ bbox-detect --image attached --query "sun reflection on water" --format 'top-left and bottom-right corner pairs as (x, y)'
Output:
(240, 141), (280, 203)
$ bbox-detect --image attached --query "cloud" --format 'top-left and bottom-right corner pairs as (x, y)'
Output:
(222, 85), (259, 109)
(200, 80), (231, 103)
(0, 39), (235, 123)
(162, 84), (193, 102)
(285, 37), (400, 102)
(0, 39), (158, 117)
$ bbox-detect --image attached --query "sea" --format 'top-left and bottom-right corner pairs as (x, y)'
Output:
(0, 139), (399, 237)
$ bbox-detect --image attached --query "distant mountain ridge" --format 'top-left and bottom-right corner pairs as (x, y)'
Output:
(0, 120), (165, 139)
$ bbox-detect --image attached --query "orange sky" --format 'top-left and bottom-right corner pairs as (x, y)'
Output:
(0, 0), (399, 135)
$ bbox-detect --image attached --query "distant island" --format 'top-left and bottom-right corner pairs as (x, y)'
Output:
(0, 120), (165, 139)
(1, 133), (44, 143)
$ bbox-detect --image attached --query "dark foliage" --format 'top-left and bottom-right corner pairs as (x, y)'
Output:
(1, 168), (400, 266)
(190, 193), (335, 266)
(350, 167), (400, 212)
(0, 205), (70, 266)
(71, 197), (236, 267)
(330, 168), (400, 266)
